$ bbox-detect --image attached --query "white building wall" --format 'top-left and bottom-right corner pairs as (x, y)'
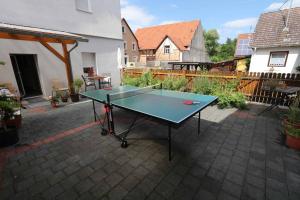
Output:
(0, 0), (122, 39)
(0, 37), (122, 97)
(182, 23), (209, 62)
(156, 37), (181, 61)
(0, 0), (123, 97)
(249, 47), (300, 73)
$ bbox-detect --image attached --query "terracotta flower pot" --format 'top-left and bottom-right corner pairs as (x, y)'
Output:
(283, 118), (300, 150)
(51, 101), (58, 108)
(61, 96), (68, 103)
(286, 134), (300, 150)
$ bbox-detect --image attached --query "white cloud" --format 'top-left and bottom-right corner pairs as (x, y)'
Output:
(223, 17), (258, 29)
(265, 2), (283, 11)
(121, 1), (155, 30)
(218, 17), (257, 43)
(171, 4), (178, 8)
(120, 0), (128, 6)
(160, 20), (181, 25)
(265, 0), (300, 12)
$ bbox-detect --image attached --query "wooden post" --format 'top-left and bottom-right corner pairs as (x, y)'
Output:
(62, 42), (75, 94)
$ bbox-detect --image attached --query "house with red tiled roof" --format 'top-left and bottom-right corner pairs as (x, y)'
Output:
(250, 7), (300, 73)
(135, 20), (209, 66)
(122, 18), (139, 66)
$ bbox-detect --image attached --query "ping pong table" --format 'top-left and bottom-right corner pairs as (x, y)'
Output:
(81, 85), (217, 160)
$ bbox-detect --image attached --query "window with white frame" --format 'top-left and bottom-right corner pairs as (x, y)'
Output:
(268, 51), (288, 67)
(164, 45), (170, 54)
(122, 26), (125, 33)
(132, 42), (136, 50)
(124, 42), (127, 50)
(75, 0), (92, 13)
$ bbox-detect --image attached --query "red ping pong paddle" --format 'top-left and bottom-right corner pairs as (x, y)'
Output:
(183, 100), (200, 105)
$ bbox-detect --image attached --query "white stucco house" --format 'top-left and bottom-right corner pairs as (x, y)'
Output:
(249, 7), (300, 74)
(0, 0), (123, 98)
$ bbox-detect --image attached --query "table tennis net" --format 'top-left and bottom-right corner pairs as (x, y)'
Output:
(108, 84), (160, 101)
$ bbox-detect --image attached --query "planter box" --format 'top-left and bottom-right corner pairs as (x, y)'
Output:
(0, 127), (19, 147)
(5, 114), (22, 128)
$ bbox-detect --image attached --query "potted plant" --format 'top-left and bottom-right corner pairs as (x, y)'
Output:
(70, 78), (83, 102)
(0, 96), (20, 147)
(283, 96), (300, 150)
(49, 95), (59, 108)
(57, 90), (69, 103)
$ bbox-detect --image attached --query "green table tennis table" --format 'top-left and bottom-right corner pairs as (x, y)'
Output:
(81, 85), (217, 160)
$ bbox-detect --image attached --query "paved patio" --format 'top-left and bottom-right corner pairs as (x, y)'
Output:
(0, 101), (300, 200)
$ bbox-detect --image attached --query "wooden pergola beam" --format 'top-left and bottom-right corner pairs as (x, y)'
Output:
(39, 40), (66, 62)
(0, 31), (77, 94)
(0, 32), (76, 44)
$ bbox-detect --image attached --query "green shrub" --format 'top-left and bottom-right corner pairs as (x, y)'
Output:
(139, 71), (159, 87)
(192, 77), (246, 109)
(192, 77), (219, 95)
(122, 75), (141, 86)
(123, 71), (159, 87)
(162, 76), (187, 91)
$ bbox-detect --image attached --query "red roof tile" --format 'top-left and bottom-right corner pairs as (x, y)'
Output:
(135, 20), (200, 51)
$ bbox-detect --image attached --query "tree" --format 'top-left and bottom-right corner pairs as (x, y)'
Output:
(0, 61), (5, 65)
(204, 29), (237, 62)
(214, 38), (237, 62)
(204, 29), (219, 57)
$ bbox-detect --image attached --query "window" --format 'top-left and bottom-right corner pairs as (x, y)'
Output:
(268, 51), (288, 67)
(124, 56), (128, 65)
(132, 42), (136, 50)
(81, 52), (96, 74)
(124, 42), (127, 50)
(122, 26), (125, 33)
(164, 45), (170, 54)
(75, 0), (92, 13)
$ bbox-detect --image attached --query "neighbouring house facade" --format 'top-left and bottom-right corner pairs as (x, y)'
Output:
(249, 7), (300, 74)
(135, 20), (209, 66)
(121, 18), (139, 67)
(235, 33), (253, 72)
(0, 0), (123, 98)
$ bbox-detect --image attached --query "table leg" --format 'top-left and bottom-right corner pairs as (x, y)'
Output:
(92, 100), (96, 122)
(198, 111), (201, 135)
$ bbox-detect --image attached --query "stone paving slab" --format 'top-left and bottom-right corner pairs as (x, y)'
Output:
(0, 102), (299, 200)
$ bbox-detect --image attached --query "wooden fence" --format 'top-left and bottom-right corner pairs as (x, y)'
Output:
(122, 68), (300, 105)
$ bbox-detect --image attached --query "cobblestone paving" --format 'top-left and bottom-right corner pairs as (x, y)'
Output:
(0, 102), (300, 200)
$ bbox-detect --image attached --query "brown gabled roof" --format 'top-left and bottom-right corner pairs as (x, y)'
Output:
(135, 20), (200, 51)
(251, 7), (300, 48)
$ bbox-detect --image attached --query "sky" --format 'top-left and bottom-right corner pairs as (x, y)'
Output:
(121, 0), (300, 43)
